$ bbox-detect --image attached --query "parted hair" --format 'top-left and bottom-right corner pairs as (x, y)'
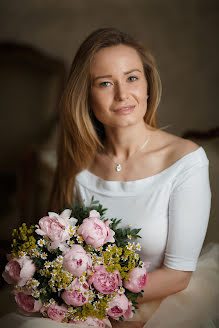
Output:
(49, 27), (162, 212)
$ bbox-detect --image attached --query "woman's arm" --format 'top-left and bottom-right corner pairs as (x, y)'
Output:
(138, 265), (192, 303)
(139, 158), (210, 303)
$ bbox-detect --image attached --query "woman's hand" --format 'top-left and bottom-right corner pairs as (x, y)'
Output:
(111, 320), (145, 328)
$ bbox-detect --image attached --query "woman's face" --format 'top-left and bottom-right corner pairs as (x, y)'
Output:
(89, 45), (148, 129)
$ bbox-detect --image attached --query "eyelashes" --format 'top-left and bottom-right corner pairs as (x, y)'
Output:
(99, 81), (111, 87)
(99, 76), (139, 87)
(127, 76), (138, 82)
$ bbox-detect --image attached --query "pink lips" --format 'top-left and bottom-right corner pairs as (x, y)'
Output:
(113, 105), (135, 114)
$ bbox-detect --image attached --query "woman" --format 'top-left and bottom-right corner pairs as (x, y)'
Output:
(49, 28), (219, 327)
(1, 28), (218, 328)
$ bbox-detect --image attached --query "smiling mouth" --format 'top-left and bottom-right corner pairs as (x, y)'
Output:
(113, 105), (135, 114)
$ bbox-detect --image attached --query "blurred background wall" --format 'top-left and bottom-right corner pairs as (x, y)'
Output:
(0, 0), (218, 258)
(1, 0), (219, 133)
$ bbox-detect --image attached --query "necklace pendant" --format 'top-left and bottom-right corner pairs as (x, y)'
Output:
(116, 164), (122, 172)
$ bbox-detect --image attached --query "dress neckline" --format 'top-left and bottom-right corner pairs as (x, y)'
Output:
(83, 146), (204, 184)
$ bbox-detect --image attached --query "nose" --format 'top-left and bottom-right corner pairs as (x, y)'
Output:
(114, 82), (128, 101)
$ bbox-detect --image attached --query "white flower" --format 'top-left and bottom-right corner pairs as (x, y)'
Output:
(56, 255), (63, 263)
(67, 240), (74, 247)
(37, 239), (45, 247)
(68, 307), (76, 313)
(66, 272), (73, 279)
(76, 235), (84, 243)
(32, 290), (40, 298)
(118, 287), (125, 294)
(41, 252), (47, 260)
(43, 301), (50, 307)
(136, 242), (141, 251)
(49, 298), (55, 304)
(126, 242), (132, 250)
(49, 280), (55, 287)
(32, 250), (40, 257)
(31, 279), (40, 288)
(68, 226), (77, 234)
(40, 288), (46, 294)
(14, 285), (24, 292)
(106, 245), (112, 252)
(44, 261), (51, 268)
(134, 253), (140, 260)
(19, 251), (26, 258)
(79, 275), (86, 283)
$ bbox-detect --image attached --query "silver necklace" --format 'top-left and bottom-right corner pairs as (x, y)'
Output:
(105, 136), (150, 172)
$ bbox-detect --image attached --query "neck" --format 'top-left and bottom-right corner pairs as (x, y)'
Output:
(103, 122), (153, 161)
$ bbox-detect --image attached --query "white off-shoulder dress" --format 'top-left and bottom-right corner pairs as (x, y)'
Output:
(73, 146), (219, 327)
(1, 147), (219, 328)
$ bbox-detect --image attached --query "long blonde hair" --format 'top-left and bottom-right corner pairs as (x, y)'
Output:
(50, 27), (162, 211)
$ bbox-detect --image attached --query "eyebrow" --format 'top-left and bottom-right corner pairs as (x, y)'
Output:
(93, 69), (142, 82)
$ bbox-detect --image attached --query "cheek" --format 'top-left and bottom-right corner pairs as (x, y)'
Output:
(90, 91), (104, 112)
(90, 91), (112, 122)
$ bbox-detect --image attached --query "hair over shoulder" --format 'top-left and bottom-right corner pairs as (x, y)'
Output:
(49, 27), (162, 211)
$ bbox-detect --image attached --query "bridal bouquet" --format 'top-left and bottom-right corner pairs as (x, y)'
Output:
(2, 198), (149, 327)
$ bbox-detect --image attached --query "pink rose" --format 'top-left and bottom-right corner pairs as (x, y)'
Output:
(123, 266), (147, 293)
(107, 293), (131, 319)
(2, 256), (36, 286)
(70, 316), (112, 327)
(35, 209), (77, 250)
(88, 265), (122, 294)
(14, 291), (42, 314)
(77, 210), (115, 248)
(61, 278), (89, 306)
(63, 244), (92, 277)
(47, 303), (67, 322)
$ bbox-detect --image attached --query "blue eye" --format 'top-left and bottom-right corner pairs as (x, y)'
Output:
(99, 81), (111, 87)
(128, 76), (138, 82)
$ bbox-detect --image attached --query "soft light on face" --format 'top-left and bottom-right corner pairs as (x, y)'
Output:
(89, 45), (148, 129)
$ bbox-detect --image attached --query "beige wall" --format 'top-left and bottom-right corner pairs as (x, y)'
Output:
(0, 0), (219, 135)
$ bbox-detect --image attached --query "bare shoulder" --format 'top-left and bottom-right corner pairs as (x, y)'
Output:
(153, 129), (200, 164)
